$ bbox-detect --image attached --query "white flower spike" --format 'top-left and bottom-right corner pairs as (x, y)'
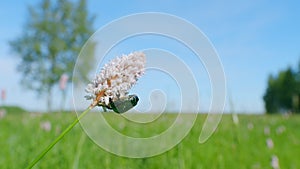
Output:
(85, 51), (146, 113)
(27, 52), (146, 168)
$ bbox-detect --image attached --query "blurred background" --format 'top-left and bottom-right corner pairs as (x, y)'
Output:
(1, 0), (299, 113)
(0, 0), (300, 168)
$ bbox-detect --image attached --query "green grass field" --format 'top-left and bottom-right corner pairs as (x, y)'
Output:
(0, 111), (299, 169)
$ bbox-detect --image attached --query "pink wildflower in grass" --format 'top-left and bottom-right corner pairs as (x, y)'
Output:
(271, 155), (280, 169)
(282, 112), (290, 119)
(247, 122), (254, 130)
(232, 113), (239, 125)
(0, 109), (6, 119)
(40, 121), (52, 132)
(276, 125), (286, 135)
(264, 126), (270, 135)
(266, 138), (274, 149)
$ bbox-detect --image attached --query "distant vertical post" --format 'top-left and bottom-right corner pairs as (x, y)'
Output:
(298, 94), (300, 113)
(1, 89), (6, 106)
(292, 94), (299, 113)
(59, 74), (69, 112)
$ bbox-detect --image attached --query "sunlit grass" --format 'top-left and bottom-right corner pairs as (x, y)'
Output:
(0, 112), (299, 169)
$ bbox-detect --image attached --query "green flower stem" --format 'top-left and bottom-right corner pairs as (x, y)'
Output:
(26, 106), (93, 169)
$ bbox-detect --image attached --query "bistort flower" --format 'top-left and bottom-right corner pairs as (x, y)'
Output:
(26, 52), (146, 168)
(85, 51), (146, 109)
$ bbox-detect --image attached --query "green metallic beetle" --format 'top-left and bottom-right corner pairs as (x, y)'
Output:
(99, 95), (139, 114)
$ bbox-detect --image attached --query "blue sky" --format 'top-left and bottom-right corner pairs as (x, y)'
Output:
(0, 0), (300, 113)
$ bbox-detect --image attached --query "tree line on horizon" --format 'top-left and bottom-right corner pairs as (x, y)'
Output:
(264, 61), (300, 114)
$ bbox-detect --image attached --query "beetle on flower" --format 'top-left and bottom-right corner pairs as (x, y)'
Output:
(85, 51), (146, 113)
(26, 52), (146, 169)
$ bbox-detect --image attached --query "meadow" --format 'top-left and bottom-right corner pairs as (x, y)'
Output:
(0, 109), (299, 169)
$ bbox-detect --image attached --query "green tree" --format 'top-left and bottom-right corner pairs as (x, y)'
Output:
(264, 66), (300, 114)
(10, 0), (95, 111)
